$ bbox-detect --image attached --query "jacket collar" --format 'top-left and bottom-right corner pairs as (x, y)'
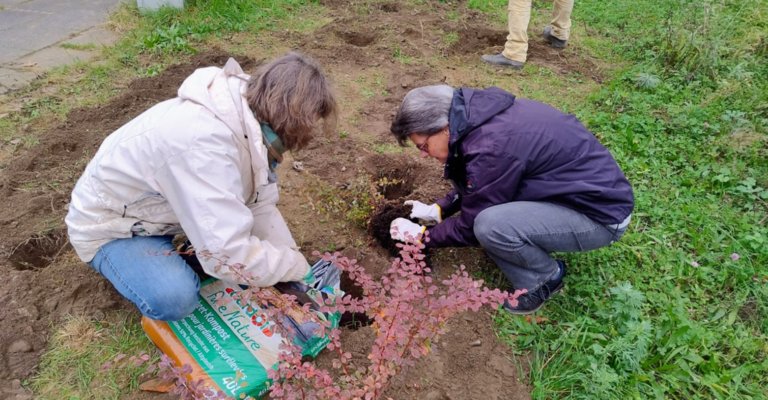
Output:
(444, 87), (516, 181)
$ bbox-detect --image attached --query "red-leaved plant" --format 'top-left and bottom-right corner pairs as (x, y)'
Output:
(157, 354), (229, 399)
(158, 232), (524, 399)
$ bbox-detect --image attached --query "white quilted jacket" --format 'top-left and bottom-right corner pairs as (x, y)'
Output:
(65, 58), (308, 286)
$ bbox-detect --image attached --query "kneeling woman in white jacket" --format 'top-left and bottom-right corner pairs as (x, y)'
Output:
(65, 52), (337, 321)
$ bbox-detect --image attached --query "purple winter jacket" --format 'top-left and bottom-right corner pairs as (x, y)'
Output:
(427, 87), (634, 247)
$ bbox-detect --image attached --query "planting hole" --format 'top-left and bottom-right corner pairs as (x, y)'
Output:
(448, 28), (507, 55)
(374, 168), (415, 200)
(339, 272), (373, 330)
(10, 230), (68, 270)
(335, 30), (378, 47)
(368, 200), (411, 255)
(364, 154), (417, 200)
(380, 3), (399, 12)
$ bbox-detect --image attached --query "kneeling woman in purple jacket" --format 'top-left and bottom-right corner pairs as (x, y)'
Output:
(388, 85), (634, 314)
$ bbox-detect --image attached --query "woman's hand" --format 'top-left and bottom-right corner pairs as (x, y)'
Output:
(389, 218), (426, 242)
(404, 200), (442, 224)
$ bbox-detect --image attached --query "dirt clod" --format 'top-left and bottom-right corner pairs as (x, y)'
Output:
(368, 200), (412, 256)
(7, 341), (32, 354)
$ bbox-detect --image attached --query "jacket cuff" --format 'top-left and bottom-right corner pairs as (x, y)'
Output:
(436, 192), (460, 218)
(435, 197), (450, 211)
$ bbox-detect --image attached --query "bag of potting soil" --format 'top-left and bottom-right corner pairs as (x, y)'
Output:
(141, 259), (342, 399)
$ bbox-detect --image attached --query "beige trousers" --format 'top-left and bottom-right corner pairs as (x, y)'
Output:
(502, 0), (574, 63)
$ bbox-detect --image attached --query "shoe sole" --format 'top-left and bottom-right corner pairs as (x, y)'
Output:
(546, 41), (566, 49)
(504, 302), (545, 315)
(481, 58), (523, 70)
(541, 27), (567, 49)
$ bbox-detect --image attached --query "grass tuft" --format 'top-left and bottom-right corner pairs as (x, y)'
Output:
(27, 313), (157, 399)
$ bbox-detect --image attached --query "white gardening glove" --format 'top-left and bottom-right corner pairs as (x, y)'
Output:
(404, 200), (442, 224)
(389, 218), (426, 242)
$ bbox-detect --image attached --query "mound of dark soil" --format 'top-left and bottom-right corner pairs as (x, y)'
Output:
(368, 200), (412, 256)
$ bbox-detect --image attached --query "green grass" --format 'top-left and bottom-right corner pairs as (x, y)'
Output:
(60, 42), (98, 51)
(355, 72), (389, 100)
(477, 0), (768, 398)
(392, 45), (415, 65)
(466, 0), (508, 24)
(372, 142), (405, 154)
(0, 0), (316, 145)
(128, 0), (311, 54)
(442, 31), (460, 47)
(28, 313), (158, 399)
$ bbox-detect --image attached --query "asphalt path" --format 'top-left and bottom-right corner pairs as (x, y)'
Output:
(0, 0), (124, 93)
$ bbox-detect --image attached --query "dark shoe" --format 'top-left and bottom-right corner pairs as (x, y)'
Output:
(542, 26), (567, 49)
(177, 240), (211, 280)
(504, 260), (567, 315)
(481, 53), (524, 69)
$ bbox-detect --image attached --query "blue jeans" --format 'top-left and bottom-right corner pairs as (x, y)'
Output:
(474, 202), (627, 291)
(90, 235), (200, 321)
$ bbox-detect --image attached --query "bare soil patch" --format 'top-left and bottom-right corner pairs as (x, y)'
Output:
(368, 200), (413, 256)
(0, 0), (603, 398)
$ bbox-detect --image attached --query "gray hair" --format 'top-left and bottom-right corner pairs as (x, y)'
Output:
(390, 84), (454, 145)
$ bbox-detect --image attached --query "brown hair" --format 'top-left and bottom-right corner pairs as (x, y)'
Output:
(246, 52), (337, 151)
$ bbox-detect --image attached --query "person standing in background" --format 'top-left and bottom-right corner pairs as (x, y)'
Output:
(482, 0), (574, 69)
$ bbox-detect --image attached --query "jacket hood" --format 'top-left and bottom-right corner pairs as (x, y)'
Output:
(177, 58), (253, 139)
(448, 87), (516, 145)
(177, 58), (270, 191)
